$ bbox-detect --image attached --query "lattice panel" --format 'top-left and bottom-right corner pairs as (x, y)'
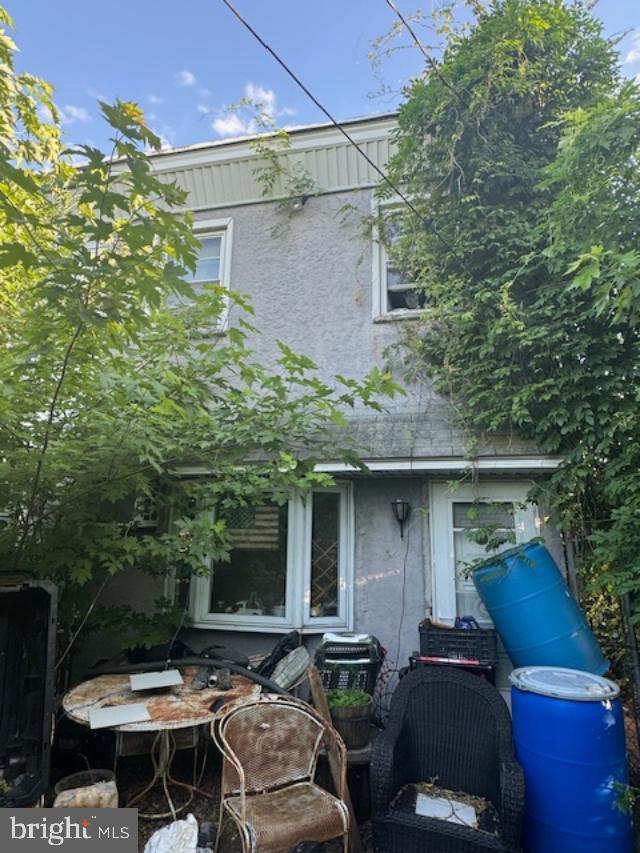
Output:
(311, 539), (338, 614)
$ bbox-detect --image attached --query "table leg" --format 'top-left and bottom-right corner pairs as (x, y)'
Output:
(127, 730), (191, 820)
(125, 728), (212, 820)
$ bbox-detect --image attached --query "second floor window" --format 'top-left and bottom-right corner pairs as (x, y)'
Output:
(184, 217), (233, 330)
(385, 215), (424, 311)
(373, 207), (425, 319)
(187, 234), (223, 291)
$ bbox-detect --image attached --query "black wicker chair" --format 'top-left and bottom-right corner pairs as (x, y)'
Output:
(371, 667), (523, 853)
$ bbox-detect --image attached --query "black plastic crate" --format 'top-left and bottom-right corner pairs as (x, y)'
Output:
(419, 623), (498, 665)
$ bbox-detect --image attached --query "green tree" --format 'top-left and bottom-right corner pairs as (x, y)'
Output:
(0, 9), (395, 659)
(386, 1), (640, 617)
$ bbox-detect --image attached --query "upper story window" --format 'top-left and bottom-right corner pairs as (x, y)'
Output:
(185, 217), (233, 330)
(187, 482), (354, 632)
(373, 206), (425, 320)
(187, 235), (223, 289)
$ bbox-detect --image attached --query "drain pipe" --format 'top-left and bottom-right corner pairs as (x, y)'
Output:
(87, 656), (290, 696)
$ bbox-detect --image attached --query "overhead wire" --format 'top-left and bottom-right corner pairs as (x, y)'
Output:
(383, 0), (466, 103)
(219, 0), (467, 266)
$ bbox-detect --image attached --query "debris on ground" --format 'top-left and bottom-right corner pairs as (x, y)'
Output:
(143, 813), (200, 853)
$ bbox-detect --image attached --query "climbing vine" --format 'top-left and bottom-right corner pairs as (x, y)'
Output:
(385, 0), (640, 629)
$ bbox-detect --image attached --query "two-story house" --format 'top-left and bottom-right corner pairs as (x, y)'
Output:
(107, 113), (563, 690)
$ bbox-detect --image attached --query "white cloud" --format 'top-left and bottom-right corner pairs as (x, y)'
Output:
(87, 88), (107, 102)
(211, 83), (296, 139)
(624, 31), (640, 65)
(59, 104), (91, 125)
(148, 94), (164, 105)
(212, 113), (252, 138)
(176, 69), (196, 87)
(196, 104), (210, 115)
(244, 83), (276, 119)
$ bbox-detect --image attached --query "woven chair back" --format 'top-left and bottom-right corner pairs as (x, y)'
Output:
(399, 677), (503, 806)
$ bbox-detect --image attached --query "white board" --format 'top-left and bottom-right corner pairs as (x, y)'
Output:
(129, 669), (184, 692)
(89, 703), (151, 730)
(415, 792), (478, 827)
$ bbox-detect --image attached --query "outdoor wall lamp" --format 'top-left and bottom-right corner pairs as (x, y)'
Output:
(391, 499), (411, 538)
(290, 194), (309, 212)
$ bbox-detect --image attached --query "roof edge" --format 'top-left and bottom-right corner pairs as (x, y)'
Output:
(148, 111), (399, 162)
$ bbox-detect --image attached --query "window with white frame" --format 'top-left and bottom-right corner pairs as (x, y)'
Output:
(373, 207), (425, 318)
(184, 218), (233, 329)
(189, 483), (354, 631)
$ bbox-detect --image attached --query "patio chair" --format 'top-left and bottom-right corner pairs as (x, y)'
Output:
(371, 667), (523, 853)
(211, 695), (350, 852)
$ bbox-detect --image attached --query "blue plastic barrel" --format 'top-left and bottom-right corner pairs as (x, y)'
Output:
(511, 667), (634, 852)
(472, 541), (607, 673)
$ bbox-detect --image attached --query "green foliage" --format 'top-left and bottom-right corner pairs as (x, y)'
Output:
(325, 688), (372, 708)
(387, 0), (640, 619)
(0, 11), (395, 662)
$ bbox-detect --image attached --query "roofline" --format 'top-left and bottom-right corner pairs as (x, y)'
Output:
(172, 456), (562, 477)
(148, 111), (399, 163)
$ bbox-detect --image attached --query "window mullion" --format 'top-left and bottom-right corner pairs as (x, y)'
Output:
(298, 493), (313, 628)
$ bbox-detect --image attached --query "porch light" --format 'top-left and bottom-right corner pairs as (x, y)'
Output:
(391, 499), (411, 538)
(290, 194), (309, 212)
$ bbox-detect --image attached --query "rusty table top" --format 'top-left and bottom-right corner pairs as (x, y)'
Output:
(63, 666), (261, 732)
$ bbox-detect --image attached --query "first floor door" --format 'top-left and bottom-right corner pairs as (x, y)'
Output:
(430, 480), (540, 626)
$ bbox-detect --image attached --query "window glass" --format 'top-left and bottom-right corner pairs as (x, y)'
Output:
(453, 502), (514, 530)
(209, 503), (288, 617)
(188, 235), (222, 284)
(383, 213), (425, 312)
(310, 492), (340, 618)
(452, 501), (515, 625)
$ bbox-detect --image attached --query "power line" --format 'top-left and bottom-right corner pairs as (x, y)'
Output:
(219, 0), (464, 262)
(383, 0), (465, 103)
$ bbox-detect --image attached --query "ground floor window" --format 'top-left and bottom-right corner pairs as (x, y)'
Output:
(188, 482), (354, 632)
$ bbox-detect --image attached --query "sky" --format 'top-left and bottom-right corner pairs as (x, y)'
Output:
(9, 0), (640, 152)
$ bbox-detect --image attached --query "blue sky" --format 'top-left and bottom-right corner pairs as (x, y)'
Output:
(10, 1), (640, 151)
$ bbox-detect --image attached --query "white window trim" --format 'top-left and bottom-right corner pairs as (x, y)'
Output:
(429, 480), (540, 625)
(371, 200), (422, 321)
(192, 217), (233, 331)
(189, 482), (354, 633)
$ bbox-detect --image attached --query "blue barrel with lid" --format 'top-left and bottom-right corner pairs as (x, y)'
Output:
(511, 666), (633, 853)
(472, 541), (607, 673)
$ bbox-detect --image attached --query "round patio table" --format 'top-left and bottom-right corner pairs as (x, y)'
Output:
(63, 665), (261, 819)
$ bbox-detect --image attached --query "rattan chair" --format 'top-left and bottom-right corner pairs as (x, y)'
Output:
(371, 667), (524, 853)
(212, 695), (350, 853)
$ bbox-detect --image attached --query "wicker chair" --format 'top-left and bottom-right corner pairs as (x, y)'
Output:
(371, 667), (524, 853)
(211, 695), (350, 852)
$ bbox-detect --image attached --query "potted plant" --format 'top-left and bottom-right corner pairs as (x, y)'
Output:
(326, 688), (373, 750)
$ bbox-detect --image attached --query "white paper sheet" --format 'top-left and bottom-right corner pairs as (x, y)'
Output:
(89, 703), (151, 729)
(415, 792), (478, 827)
(129, 669), (184, 692)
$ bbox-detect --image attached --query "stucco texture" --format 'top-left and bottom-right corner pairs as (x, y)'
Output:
(194, 191), (544, 461)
